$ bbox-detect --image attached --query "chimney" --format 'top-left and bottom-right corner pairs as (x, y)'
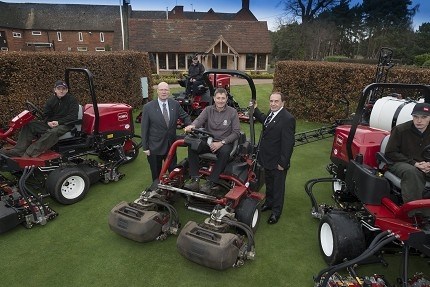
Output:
(242, 0), (250, 10)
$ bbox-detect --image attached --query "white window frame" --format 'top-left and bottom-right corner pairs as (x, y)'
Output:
(78, 32), (83, 42)
(100, 32), (105, 43)
(1, 47), (9, 51)
(77, 46), (88, 52)
(57, 32), (62, 41)
(13, 32), (22, 38)
(32, 31), (42, 36)
(95, 47), (105, 52)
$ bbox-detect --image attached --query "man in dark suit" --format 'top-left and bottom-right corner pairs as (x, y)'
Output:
(141, 82), (191, 183)
(253, 92), (296, 224)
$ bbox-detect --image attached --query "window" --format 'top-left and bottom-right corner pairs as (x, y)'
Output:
(32, 31), (42, 36)
(256, 54), (266, 70)
(57, 32), (62, 41)
(95, 47), (105, 52)
(168, 53), (176, 70)
(100, 32), (105, 43)
(78, 32), (83, 42)
(158, 53), (166, 70)
(245, 54), (255, 70)
(13, 32), (22, 38)
(178, 54), (186, 70)
(26, 42), (53, 47)
(77, 46), (88, 52)
(1, 47), (8, 51)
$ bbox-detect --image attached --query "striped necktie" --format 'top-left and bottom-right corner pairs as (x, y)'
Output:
(264, 112), (273, 127)
(162, 103), (169, 126)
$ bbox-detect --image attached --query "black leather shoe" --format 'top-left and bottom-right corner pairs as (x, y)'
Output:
(261, 204), (271, 212)
(184, 177), (200, 192)
(200, 181), (216, 195)
(267, 214), (280, 224)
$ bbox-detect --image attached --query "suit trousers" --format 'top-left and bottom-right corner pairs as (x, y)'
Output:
(188, 143), (233, 183)
(264, 168), (288, 216)
(147, 153), (177, 181)
(14, 120), (70, 157)
(389, 162), (430, 203)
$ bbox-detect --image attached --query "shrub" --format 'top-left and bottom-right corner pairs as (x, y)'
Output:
(414, 53), (430, 66)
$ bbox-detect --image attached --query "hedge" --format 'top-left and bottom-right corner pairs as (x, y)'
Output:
(0, 51), (152, 126)
(273, 61), (430, 122)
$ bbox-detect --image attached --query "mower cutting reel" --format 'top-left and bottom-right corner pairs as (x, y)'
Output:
(110, 69), (264, 270)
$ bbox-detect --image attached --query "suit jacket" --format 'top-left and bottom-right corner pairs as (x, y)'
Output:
(141, 98), (191, 155)
(254, 107), (296, 170)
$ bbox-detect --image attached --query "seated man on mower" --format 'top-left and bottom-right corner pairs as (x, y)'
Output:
(183, 87), (240, 194)
(0, 80), (79, 158)
(185, 56), (205, 96)
(385, 103), (430, 211)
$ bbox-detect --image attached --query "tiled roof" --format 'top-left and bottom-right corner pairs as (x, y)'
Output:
(0, 2), (119, 31)
(122, 19), (271, 54)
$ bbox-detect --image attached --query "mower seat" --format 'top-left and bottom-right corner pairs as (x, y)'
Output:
(377, 135), (430, 191)
(58, 105), (83, 140)
(198, 132), (246, 162)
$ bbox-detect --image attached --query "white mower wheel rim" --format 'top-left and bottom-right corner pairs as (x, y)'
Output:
(320, 222), (334, 257)
(251, 209), (259, 228)
(61, 175), (86, 199)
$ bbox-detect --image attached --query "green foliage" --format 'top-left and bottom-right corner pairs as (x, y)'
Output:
(422, 60), (430, 68)
(414, 53), (430, 66)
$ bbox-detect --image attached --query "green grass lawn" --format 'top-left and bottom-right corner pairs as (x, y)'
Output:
(1, 84), (428, 287)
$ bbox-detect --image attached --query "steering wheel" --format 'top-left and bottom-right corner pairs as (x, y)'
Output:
(25, 101), (44, 119)
(189, 128), (214, 139)
(422, 144), (430, 161)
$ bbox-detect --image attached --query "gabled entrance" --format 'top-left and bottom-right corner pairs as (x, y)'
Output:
(205, 36), (238, 70)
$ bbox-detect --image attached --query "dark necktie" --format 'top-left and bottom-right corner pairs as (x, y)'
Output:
(264, 112), (273, 127)
(162, 103), (169, 126)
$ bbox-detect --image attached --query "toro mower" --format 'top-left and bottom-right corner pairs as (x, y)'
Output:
(305, 83), (430, 286)
(109, 69), (265, 270)
(0, 68), (140, 234)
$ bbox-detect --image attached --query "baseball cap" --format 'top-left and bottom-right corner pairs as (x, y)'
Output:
(411, 103), (430, 116)
(54, 80), (68, 89)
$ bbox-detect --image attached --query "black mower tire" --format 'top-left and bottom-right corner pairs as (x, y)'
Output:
(235, 197), (261, 233)
(46, 167), (90, 205)
(318, 211), (366, 266)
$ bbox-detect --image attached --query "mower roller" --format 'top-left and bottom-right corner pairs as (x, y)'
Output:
(305, 83), (430, 287)
(109, 69), (265, 270)
(0, 68), (140, 234)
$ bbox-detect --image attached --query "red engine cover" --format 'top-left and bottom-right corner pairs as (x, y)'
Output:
(331, 125), (389, 168)
(208, 74), (231, 90)
(82, 103), (133, 135)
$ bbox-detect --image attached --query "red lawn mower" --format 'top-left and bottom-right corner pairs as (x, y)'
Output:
(305, 83), (430, 286)
(0, 68), (140, 234)
(109, 69), (265, 270)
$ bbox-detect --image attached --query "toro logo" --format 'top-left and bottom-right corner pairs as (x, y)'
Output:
(118, 112), (128, 121)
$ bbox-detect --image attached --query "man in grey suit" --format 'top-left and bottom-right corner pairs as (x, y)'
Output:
(141, 82), (191, 182)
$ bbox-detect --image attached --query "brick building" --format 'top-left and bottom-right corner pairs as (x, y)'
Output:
(0, 0), (272, 72)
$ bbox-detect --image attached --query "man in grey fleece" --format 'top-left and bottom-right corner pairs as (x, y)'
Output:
(183, 88), (240, 194)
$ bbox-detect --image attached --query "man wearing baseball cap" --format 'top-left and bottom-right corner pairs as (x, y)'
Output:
(385, 102), (430, 209)
(0, 80), (79, 157)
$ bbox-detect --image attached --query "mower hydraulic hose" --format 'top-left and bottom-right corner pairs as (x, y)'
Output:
(22, 166), (49, 216)
(222, 218), (255, 252)
(142, 197), (179, 228)
(316, 230), (392, 281)
(317, 232), (397, 287)
(304, 177), (337, 214)
(18, 167), (38, 222)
